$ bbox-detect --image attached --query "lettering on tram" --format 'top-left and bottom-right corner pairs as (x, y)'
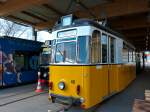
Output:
(49, 15), (136, 109)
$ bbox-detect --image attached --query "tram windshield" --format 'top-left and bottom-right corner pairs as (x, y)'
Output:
(55, 42), (76, 63)
(53, 36), (89, 64)
(40, 48), (51, 65)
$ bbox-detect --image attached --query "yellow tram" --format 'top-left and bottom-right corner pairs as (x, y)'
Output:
(49, 15), (136, 109)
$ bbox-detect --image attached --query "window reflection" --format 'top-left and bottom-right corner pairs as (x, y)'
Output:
(55, 42), (76, 63)
(78, 36), (89, 63)
(101, 34), (107, 63)
(90, 31), (101, 63)
(110, 37), (115, 63)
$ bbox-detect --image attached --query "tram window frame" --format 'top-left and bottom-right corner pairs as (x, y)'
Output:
(101, 33), (108, 63)
(90, 30), (101, 64)
(109, 36), (116, 63)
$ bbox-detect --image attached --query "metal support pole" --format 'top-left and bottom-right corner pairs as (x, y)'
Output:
(32, 27), (37, 41)
(142, 52), (145, 70)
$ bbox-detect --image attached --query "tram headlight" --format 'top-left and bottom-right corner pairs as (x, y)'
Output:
(80, 97), (85, 103)
(43, 73), (47, 78)
(38, 72), (41, 76)
(58, 82), (65, 90)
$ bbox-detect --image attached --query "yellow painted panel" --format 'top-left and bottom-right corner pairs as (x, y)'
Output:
(49, 66), (84, 98)
(83, 65), (109, 108)
(109, 65), (119, 94)
(49, 64), (136, 109)
(116, 63), (136, 92)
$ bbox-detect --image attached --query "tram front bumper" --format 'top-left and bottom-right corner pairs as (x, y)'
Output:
(50, 93), (81, 106)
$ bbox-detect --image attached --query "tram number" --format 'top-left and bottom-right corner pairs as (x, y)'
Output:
(71, 80), (75, 84)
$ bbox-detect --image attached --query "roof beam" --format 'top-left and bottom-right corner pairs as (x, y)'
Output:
(0, 0), (49, 16)
(123, 28), (147, 34)
(43, 4), (64, 16)
(111, 16), (150, 30)
(128, 38), (146, 41)
(76, 0), (150, 19)
(7, 15), (35, 25)
(21, 11), (47, 22)
(124, 31), (147, 38)
(35, 0), (150, 29)
(34, 19), (57, 30)
(74, 0), (97, 18)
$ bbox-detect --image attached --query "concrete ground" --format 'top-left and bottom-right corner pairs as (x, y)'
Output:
(0, 84), (50, 112)
(0, 70), (150, 112)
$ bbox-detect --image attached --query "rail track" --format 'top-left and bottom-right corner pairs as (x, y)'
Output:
(0, 90), (47, 107)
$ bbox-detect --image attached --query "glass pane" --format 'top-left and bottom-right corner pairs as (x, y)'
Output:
(40, 48), (51, 65)
(55, 42), (76, 63)
(14, 54), (25, 72)
(133, 51), (135, 62)
(110, 37), (115, 63)
(101, 34), (107, 63)
(90, 31), (101, 63)
(122, 49), (128, 63)
(129, 50), (133, 62)
(78, 36), (88, 63)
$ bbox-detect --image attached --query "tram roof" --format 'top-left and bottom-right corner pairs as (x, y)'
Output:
(53, 19), (123, 37)
(53, 18), (135, 49)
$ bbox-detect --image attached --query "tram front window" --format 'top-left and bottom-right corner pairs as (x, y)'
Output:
(55, 42), (76, 63)
(40, 50), (51, 65)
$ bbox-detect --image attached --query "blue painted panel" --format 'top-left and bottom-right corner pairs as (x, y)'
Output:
(0, 36), (42, 87)
(3, 72), (17, 86)
(19, 71), (38, 83)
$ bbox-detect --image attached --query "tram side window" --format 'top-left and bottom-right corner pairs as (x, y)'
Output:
(90, 31), (101, 63)
(110, 37), (116, 63)
(129, 50), (133, 62)
(78, 36), (89, 63)
(14, 54), (25, 72)
(14, 52), (39, 71)
(122, 43), (129, 63)
(133, 51), (136, 62)
(101, 34), (108, 63)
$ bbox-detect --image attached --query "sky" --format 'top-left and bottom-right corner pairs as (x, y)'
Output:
(0, 18), (52, 42)
(37, 31), (52, 42)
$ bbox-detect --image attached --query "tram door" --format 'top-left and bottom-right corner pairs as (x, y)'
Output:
(101, 34), (109, 96)
(108, 36), (117, 94)
(102, 34), (117, 95)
